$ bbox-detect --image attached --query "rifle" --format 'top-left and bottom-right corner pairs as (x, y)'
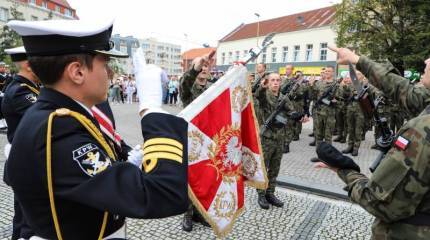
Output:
(259, 94), (303, 136)
(348, 63), (394, 172)
(314, 79), (339, 108)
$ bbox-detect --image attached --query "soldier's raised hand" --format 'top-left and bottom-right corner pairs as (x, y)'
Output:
(328, 45), (360, 65)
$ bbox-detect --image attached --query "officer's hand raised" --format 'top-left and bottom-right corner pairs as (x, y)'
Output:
(328, 45), (360, 65)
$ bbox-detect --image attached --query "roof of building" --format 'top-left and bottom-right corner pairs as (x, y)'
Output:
(220, 6), (336, 42)
(50, 0), (73, 9)
(182, 47), (216, 60)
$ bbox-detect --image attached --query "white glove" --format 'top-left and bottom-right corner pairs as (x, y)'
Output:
(4, 143), (11, 159)
(133, 48), (167, 116)
(127, 144), (144, 168)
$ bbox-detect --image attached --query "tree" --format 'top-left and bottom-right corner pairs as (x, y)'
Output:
(0, 2), (24, 66)
(334, 0), (430, 73)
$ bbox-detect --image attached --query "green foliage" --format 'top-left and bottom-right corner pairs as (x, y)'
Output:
(0, 2), (23, 64)
(334, 0), (430, 73)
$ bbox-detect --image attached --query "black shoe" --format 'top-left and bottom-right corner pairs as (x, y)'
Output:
(310, 157), (319, 163)
(371, 144), (379, 150)
(309, 140), (316, 146)
(351, 148), (359, 156)
(265, 193), (284, 207)
(283, 144), (290, 153)
(342, 145), (353, 154)
(308, 133), (314, 137)
(192, 212), (210, 227)
(182, 213), (193, 232)
(258, 194), (270, 209)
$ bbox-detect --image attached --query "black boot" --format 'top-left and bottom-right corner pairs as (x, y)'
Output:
(342, 145), (353, 154)
(309, 139), (316, 146)
(258, 194), (270, 209)
(371, 144), (379, 150)
(283, 144), (290, 153)
(192, 212), (210, 227)
(182, 212), (193, 232)
(351, 147), (359, 156)
(308, 132), (314, 137)
(265, 193), (284, 207)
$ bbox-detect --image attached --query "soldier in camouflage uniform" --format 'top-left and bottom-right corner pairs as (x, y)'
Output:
(310, 66), (338, 147)
(179, 54), (212, 232)
(333, 78), (348, 143)
(341, 73), (365, 156)
(309, 69), (326, 146)
(317, 46), (430, 240)
(254, 73), (304, 209)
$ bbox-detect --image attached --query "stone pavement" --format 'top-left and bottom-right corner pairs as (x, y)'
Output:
(0, 102), (377, 239)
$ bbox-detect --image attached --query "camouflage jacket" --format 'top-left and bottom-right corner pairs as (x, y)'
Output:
(281, 78), (309, 112)
(310, 80), (338, 116)
(254, 86), (295, 140)
(179, 68), (210, 108)
(337, 56), (430, 240)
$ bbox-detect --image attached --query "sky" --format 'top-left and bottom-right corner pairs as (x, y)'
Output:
(67, 0), (342, 51)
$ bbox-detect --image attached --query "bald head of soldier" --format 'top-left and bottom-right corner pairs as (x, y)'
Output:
(266, 72), (282, 95)
(256, 63), (266, 75)
(285, 64), (294, 78)
(325, 66), (335, 81)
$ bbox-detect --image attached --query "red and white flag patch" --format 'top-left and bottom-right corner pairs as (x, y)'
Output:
(394, 136), (409, 150)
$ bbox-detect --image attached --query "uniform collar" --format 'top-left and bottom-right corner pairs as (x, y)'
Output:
(37, 88), (97, 124)
(14, 74), (40, 89)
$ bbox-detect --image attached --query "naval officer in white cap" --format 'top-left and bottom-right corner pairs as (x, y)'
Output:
(6, 18), (189, 240)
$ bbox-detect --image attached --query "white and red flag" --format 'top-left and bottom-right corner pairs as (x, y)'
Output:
(178, 65), (267, 237)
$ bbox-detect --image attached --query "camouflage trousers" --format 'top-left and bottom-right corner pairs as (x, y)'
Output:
(371, 218), (430, 240)
(346, 103), (364, 148)
(335, 104), (347, 140)
(257, 137), (283, 195)
(314, 107), (336, 146)
(284, 120), (296, 144)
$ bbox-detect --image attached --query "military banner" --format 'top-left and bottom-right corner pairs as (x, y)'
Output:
(178, 64), (267, 237)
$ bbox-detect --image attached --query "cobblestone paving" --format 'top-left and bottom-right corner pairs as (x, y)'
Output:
(0, 103), (376, 239)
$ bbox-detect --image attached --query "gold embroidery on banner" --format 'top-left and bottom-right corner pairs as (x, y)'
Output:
(242, 148), (258, 179)
(207, 123), (242, 180)
(231, 85), (248, 113)
(214, 190), (237, 219)
(188, 130), (204, 163)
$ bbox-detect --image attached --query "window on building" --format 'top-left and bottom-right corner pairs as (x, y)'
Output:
(235, 51), (240, 61)
(271, 47), (277, 63)
(262, 48), (267, 63)
(142, 43), (150, 49)
(228, 52), (232, 64)
(42, 1), (48, 8)
(16, 11), (24, 20)
(221, 53), (225, 65)
(243, 50), (248, 58)
(305, 44), (313, 62)
(29, 0), (36, 5)
(0, 8), (9, 22)
(320, 43), (328, 61)
(31, 15), (38, 21)
(293, 45), (300, 62)
(64, 8), (72, 16)
(282, 47), (288, 62)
